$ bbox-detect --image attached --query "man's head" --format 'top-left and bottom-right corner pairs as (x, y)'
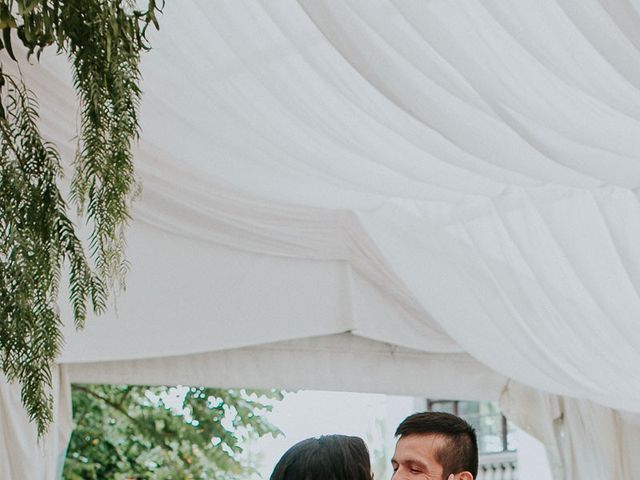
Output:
(391, 412), (477, 480)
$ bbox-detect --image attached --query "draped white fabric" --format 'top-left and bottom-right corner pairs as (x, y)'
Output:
(2, 0), (640, 478)
(0, 369), (72, 480)
(500, 382), (640, 479)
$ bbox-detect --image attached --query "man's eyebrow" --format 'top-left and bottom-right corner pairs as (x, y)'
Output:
(407, 459), (429, 471)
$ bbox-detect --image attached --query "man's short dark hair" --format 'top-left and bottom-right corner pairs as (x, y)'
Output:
(395, 411), (478, 478)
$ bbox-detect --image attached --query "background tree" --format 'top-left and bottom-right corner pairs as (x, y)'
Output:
(64, 384), (284, 480)
(0, 0), (161, 435)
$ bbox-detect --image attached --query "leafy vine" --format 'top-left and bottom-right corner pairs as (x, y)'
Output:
(0, 0), (162, 435)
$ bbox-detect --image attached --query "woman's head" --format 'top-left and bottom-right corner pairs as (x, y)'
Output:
(269, 434), (372, 480)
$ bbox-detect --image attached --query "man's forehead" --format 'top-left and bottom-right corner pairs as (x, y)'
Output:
(392, 433), (447, 476)
(394, 433), (447, 457)
(399, 432), (447, 445)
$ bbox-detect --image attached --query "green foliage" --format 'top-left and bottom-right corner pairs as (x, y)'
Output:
(63, 385), (284, 480)
(0, 0), (161, 435)
(0, 74), (107, 435)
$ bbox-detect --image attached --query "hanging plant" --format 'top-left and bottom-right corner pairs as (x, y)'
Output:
(0, 0), (162, 435)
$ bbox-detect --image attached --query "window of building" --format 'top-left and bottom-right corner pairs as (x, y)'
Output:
(426, 400), (517, 454)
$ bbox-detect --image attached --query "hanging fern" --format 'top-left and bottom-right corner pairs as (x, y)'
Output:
(0, 0), (161, 435)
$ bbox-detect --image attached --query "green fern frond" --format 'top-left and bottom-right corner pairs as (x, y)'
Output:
(1, 0), (161, 435)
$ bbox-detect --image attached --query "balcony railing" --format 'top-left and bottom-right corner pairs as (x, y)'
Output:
(477, 451), (518, 480)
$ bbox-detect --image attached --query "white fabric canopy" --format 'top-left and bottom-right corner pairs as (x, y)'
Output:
(2, 0), (640, 478)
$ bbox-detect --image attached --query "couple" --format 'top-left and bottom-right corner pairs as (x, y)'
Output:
(270, 411), (476, 480)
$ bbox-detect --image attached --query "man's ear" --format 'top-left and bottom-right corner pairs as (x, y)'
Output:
(457, 472), (474, 480)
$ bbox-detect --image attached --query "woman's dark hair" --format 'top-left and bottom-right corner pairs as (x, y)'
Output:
(269, 434), (371, 480)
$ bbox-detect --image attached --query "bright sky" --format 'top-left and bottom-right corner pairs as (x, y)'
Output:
(244, 390), (422, 480)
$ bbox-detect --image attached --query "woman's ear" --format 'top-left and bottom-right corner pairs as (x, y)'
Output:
(458, 472), (474, 480)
